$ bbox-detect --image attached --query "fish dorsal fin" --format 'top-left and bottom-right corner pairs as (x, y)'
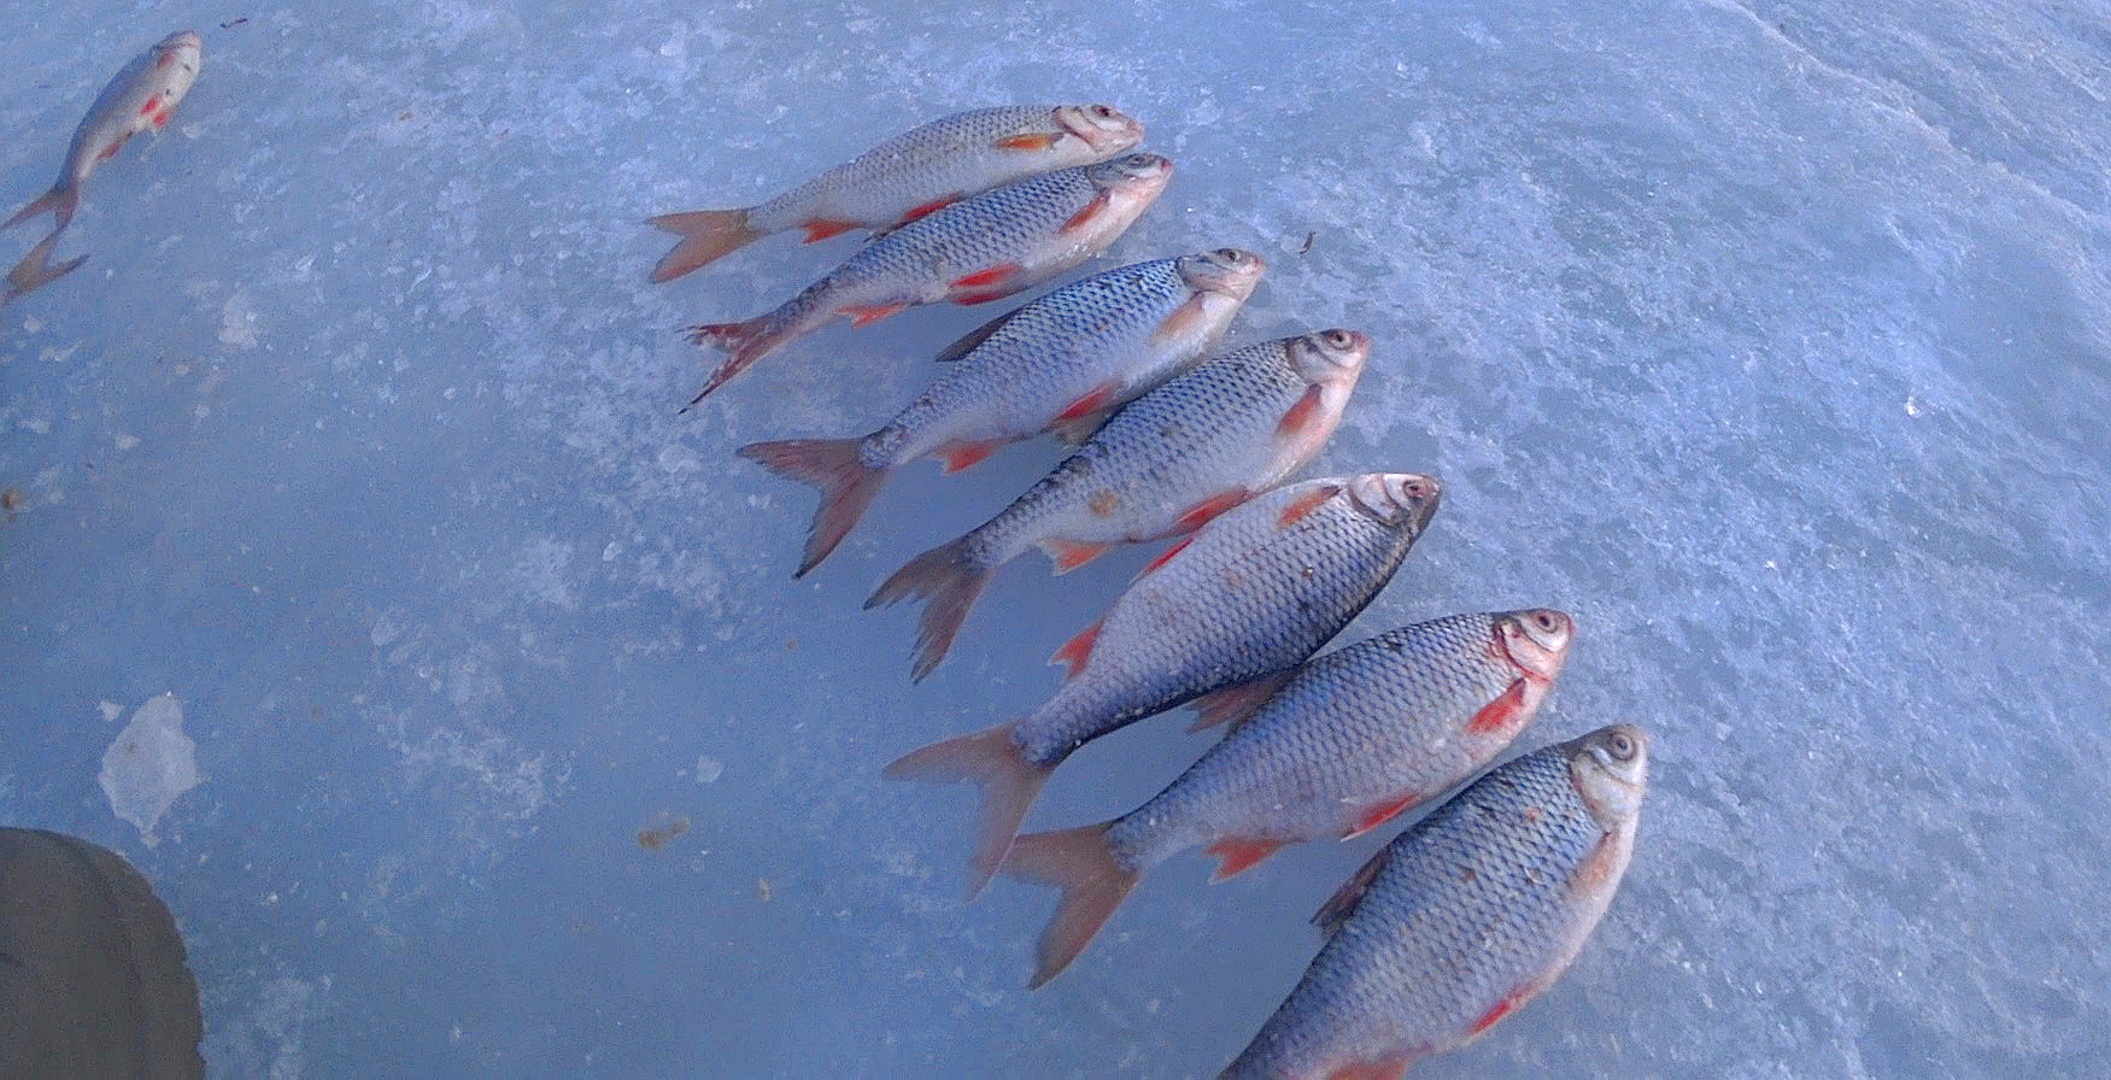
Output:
(1313, 844), (1394, 938)
(934, 305), (1026, 362)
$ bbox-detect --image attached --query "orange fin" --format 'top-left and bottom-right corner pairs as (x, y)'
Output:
(1276, 384), (1325, 438)
(1000, 822), (1139, 988)
(866, 537), (994, 682)
(1137, 536), (1194, 578)
(1468, 680), (1530, 736)
(1053, 381), (1121, 425)
(1186, 670), (1293, 733)
(1041, 538), (1113, 574)
(995, 132), (1061, 151)
(937, 438), (1006, 474)
(933, 306), (1022, 361)
(1206, 837), (1287, 882)
(1172, 490), (1249, 534)
(1049, 619), (1102, 680)
(1313, 844), (1394, 937)
(1344, 792), (1422, 840)
(951, 263), (1022, 291)
(842, 302), (910, 327)
(800, 219), (859, 243)
(647, 208), (765, 282)
(1471, 988), (1533, 1036)
(1276, 484), (1341, 529)
(884, 720), (1050, 898)
(1150, 293), (1209, 345)
(901, 194), (960, 221)
(734, 438), (887, 577)
(1325, 1055), (1416, 1080)
(1061, 190), (1111, 234)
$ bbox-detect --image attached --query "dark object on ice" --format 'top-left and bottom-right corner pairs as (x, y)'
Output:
(0, 827), (204, 1080)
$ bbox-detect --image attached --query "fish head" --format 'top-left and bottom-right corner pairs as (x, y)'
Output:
(1346, 472), (1441, 532)
(1087, 153), (1175, 199)
(1176, 248), (1267, 301)
(1288, 329), (1370, 389)
(1497, 609), (1574, 681)
(1567, 723), (1649, 829)
(1055, 104), (1146, 155)
(154, 30), (204, 70)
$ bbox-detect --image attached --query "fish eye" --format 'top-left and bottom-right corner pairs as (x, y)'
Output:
(1607, 731), (1636, 760)
(1323, 330), (1353, 349)
(1092, 105), (1115, 119)
(1403, 477), (1435, 499)
(1534, 612), (1560, 632)
(1216, 248), (1242, 261)
(1125, 153), (1153, 167)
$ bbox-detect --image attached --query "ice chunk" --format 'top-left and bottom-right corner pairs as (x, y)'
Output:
(99, 694), (201, 848)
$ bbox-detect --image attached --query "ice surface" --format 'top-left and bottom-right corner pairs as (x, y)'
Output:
(99, 692), (200, 847)
(1, 0), (2107, 1076)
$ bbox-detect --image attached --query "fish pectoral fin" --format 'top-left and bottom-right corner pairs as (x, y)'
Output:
(949, 264), (1025, 305)
(1312, 844), (1395, 937)
(1275, 384), (1326, 439)
(1172, 490), (1248, 534)
(995, 132), (1061, 151)
(1276, 484), (1342, 530)
(1323, 1053), (1418, 1080)
(1185, 671), (1292, 734)
(1060, 190), (1111, 234)
(1467, 680), (1530, 736)
(900, 194), (961, 222)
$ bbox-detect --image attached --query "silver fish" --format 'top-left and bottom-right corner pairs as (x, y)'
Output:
(683, 153), (1173, 403)
(736, 248), (1266, 574)
(5, 31), (202, 232)
(648, 104), (1143, 282)
(1222, 725), (1649, 1080)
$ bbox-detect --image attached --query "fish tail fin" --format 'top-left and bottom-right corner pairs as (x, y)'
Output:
(865, 536), (992, 682)
(736, 437), (889, 576)
(4, 230), (86, 304)
(3, 185), (73, 231)
(647, 209), (764, 282)
(1000, 822), (1138, 988)
(680, 313), (778, 406)
(883, 720), (1052, 899)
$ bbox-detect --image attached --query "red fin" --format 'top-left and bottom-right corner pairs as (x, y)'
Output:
(1471, 988), (1532, 1036)
(1343, 792), (1422, 840)
(1061, 190), (1111, 234)
(1313, 845), (1394, 937)
(1049, 619), (1102, 680)
(151, 111), (171, 129)
(1276, 384), (1325, 438)
(866, 537), (994, 682)
(1000, 822), (1139, 988)
(1186, 670), (1293, 733)
(138, 98), (159, 117)
(1041, 538), (1112, 574)
(1172, 490), (1249, 534)
(995, 132), (1061, 151)
(884, 720), (1051, 899)
(936, 438), (1006, 474)
(842, 302), (909, 327)
(1137, 536), (1194, 578)
(735, 438), (887, 576)
(1468, 680), (1530, 736)
(1206, 837), (1287, 882)
(950, 263), (1022, 291)
(800, 219), (858, 243)
(1275, 484), (1340, 529)
(1053, 381), (1121, 425)
(901, 194), (960, 222)
(681, 314), (776, 407)
(1325, 1055), (1416, 1080)
(1149, 293), (1208, 345)
(647, 208), (764, 282)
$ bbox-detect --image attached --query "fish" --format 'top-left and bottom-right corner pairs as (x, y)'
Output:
(737, 248), (1267, 574)
(648, 104), (1145, 282)
(885, 473), (1440, 896)
(1220, 724), (1649, 1080)
(682, 152), (1174, 403)
(867, 329), (1370, 681)
(4, 30), (203, 232)
(999, 609), (1575, 988)
(2, 228), (89, 305)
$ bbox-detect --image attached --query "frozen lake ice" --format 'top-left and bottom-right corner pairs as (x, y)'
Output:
(2, 0), (2107, 1075)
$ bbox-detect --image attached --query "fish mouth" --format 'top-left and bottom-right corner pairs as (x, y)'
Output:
(1057, 105), (1145, 152)
(158, 30), (204, 52)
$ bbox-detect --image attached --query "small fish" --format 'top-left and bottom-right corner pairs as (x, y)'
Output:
(649, 104), (1144, 282)
(999, 609), (1574, 987)
(867, 329), (1369, 681)
(737, 248), (1267, 574)
(1221, 725), (1649, 1080)
(5, 31), (203, 232)
(3, 228), (89, 305)
(886, 473), (1440, 896)
(683, 153), (1174, 403)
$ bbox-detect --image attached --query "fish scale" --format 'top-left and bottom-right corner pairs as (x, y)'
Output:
(1108, 611), (1570, 872)
(866, 330), (1369, 684)
(883, 472), (1437, 901)
(1222, 725), (1649, 1079)
(685, 153), (1172, 401)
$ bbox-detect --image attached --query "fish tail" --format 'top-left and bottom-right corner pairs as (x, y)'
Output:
(736, 437), (889, 576)
(681, 313), (779, 406)
(883, 720), (1052, 899)
(647, 208), (764, 282)
(1000, 822), (1138, 989)
(865, 536), (992, 681)
(4, 229), (87, 304)
(3, 185), (73, 231)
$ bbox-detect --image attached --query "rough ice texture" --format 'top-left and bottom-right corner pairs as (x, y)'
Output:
(0, 0), (2106, 1076)
(98, 693), (199, 847)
